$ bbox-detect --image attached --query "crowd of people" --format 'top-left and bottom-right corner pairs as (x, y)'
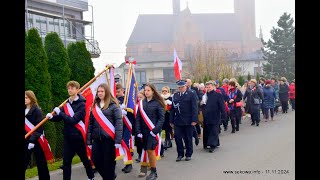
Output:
(25, 76), (295, 180)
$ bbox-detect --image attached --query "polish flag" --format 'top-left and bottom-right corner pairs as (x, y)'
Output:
(174, 48), (182, 80)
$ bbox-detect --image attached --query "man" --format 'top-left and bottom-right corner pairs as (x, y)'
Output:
(115, 83), (133, 173)
(201, 81), (226, 152)
(46, 81), (95, 180)
(170, 80), (198, 161)
(186, 79), (200, 145)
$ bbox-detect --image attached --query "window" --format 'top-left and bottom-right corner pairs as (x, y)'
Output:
(254, 67), (262, 75)
(136, 71), (146, 84)
(163, 69), (175, 82)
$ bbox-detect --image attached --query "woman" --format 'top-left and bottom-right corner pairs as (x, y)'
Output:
(279, 77), (289, 113)
(135, 89), (146, 162)
(289, 79), (295, 110)
(227, 81), (243, 133)
(136, 83), (165, 180)
(161, 86), (173, 149)
(262, 80), (276, 121)
(86, 83), (123, 180)
(25, 90), (51, 180)
(247, 79), (264, 126)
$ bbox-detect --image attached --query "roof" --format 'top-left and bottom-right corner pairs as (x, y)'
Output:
(127, 13), (242, 45)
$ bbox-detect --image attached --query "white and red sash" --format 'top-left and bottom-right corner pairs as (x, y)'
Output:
(63, 103), (93, 161)
(92, 104), (132, 163)
(138, 100), (162, 160)
(123, 115), (134, 152)
(25, 118), (54, 164)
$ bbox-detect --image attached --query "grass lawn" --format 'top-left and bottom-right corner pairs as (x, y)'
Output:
(25, 155), (81, 179)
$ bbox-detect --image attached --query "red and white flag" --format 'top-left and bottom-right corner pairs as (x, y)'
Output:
(174, 48), (182, 80)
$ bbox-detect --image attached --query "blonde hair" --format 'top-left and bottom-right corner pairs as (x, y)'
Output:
(25, 90), (39, 107)
(66, 81), (80, 89)
(250, 79), (257, 84)
(162, 86), (171, 93)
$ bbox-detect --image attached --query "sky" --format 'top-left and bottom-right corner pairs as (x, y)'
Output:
(83, 0), (295, 74)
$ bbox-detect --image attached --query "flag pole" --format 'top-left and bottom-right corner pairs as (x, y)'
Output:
(25, 65), (112, 139)
(123, 63), (133, 106)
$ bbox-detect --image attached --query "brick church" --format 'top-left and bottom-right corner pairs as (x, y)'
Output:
(116, 0), (265, 90)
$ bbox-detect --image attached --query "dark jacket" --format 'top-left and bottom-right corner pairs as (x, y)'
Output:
(202, 90), (226, 125)
(162, 96), (173, 131)
(50, 94), (86, 139)
(117, 95), (136, 134)
(87, 101), (123, 145)
(279, 83), (289, 102)
(247, 85), (263, 113)
(263, 86), (276, 109)
(136, 98), (165, 135)
(227, 87), (243, 114)
(25, 104), (44, 143)
(170, 89), (199, 126)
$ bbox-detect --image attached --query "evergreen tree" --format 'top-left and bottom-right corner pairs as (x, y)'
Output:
(256, 72), (260, 82)
(247, 72), (252, 81)
(25, 28), (56, 157)
(261, 12), (295, 81)
(237, 75), (245, 86)
(67, 41), (95, 86)
(44, 32), (71, 158)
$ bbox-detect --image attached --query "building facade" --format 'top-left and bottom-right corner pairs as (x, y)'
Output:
(25, 0), (100, 58)
(117, 0), (265, 90)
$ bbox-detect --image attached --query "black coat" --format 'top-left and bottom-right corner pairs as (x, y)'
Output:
(117, 95), (136, 134)
(279, 83), (289, 102)
(227, 88), (243, 115)
(202, 90), (226, 125)
(136, 98), (165, 135)
(162, 96), (173, 131)
(50, 94), (86, 139)
(246, 86), (263, 113)
(170, 89), (199, 126)
(87, 101), (123, 145)
(25, 104), (44, 143)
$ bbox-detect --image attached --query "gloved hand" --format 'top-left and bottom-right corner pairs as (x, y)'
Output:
(165, 99), (172, 105)
(121, 109), (127, 115)
(46, 113), (53, 119)
(137, 133), (143, 138)
(120, 104), (126, 109)
(53, 107), (61, 115)
(150, 131), (156, 137)
(114, 144), (122, 148)
(88, 145), (92, 149)
(28, 143), (35, 150)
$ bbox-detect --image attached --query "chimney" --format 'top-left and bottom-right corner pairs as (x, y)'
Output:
(173, 0), (180, 15)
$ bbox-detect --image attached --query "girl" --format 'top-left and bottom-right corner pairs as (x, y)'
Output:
(87, 83), (123, 180)
(161, 86), (173, 149)
(135, 89), (146, 162)
(136, 83), (165, 180)
(25, 90), (52, 180)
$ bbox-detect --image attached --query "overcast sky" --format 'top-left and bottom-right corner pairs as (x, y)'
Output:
(83, 0), (295, 74)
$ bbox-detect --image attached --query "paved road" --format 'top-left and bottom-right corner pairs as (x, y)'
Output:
(28, 111), (295, 180)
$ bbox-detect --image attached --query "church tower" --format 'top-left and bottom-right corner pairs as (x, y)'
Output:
(173, 0), (180, 15)
(234, 0), (256, 41)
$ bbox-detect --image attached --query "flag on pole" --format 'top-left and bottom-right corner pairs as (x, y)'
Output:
(174, 48), (182, 80)
(109, 66), (116, 97)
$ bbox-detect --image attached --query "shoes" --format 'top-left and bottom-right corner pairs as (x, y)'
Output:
(224, 127), (227, 131)
(236, 126), (239, 131)
(176, 156), (183, 162)
(122, 164), (132, 173)
(256, 123), (259, 127)
(138, 166), (147, 178)
(88, 178), (95, 180)
(209, 147), (215, 153)
(146, 171), (158, 180)
(185, 157), (191, 161)
(231, 129), (235, 133)
(251, 122), (255, 126)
